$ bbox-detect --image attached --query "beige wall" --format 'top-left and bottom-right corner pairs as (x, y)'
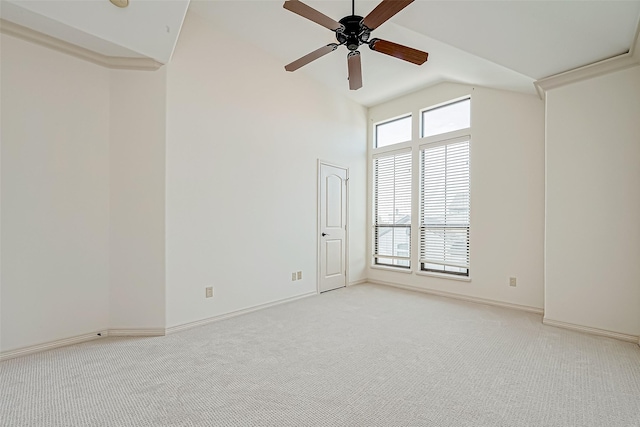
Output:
(109, 69), (167, 331)
(0, 35), (169, 351)
(367, 83), (546, 311)
(545, 65), (640, 337)
(1, 34), (110, 352)
(0, 11), (368, 353)
(164, 12), (368, 328)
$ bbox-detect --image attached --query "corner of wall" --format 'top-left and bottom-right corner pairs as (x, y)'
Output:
(108, 68), (167, 331)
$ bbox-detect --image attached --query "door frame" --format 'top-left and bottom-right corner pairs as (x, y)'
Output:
(317, 160), (349, 294)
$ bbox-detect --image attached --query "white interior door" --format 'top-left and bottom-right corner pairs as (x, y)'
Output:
(319, 162), (348, 293)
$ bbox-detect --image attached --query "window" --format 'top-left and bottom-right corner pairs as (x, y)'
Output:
(373, 150), (412, 268)
(422, 98), (470, 138)
(420, 138), (470, 276)
(375, 115), (411, 148)
(418, 97), (471, 277)
(371, 96), (471, 278)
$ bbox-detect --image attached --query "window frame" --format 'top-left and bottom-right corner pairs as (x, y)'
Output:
(418, 96), (471, 278)
(420, 96), (471, 140)
(419, 136), (471, 277)
(373, 113), (412, 149)
(368, 95), (472, 280)
(372, 148), (413, 270)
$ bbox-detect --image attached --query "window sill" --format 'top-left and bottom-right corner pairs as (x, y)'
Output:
(416, 271), (471, 282)
(370, 265), (413, 274)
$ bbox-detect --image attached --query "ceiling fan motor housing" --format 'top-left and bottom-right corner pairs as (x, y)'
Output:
(282, 0), (428, 90)
(336, 15), (370, 51)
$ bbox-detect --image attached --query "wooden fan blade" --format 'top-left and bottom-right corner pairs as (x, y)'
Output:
(347, 51), (362, 91)
(285, 44), (339, 72)
(283, 0), (344, 31)
(362, 0), (414, 30)
(369, 38), (428, 65)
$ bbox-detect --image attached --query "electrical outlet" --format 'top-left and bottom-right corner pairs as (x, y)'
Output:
(292, 272), (297, 281)
(509, 277), (517, 287)
(297, 271), (302, 280)
(205, 286), (213, 298)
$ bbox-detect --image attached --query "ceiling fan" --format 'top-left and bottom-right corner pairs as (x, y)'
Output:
(283, 0), (429, 91)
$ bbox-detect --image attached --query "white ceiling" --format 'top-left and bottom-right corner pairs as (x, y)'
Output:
(2, 0), (639, 106)
(189, 0), (640, 105)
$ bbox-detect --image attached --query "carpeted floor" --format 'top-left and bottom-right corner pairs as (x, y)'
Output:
(1, 284), (639, 426)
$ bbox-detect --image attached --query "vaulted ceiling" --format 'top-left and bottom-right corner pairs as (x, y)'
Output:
(2, 0), (639, 106)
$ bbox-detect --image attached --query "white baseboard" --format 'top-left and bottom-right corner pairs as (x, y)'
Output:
(1, 292), (318, 360)
(0, 330), (108, 362)
(348, 279), (367, 287)
(542, 318), (639, 343)
(108, 328), (166, 337)
(367, 279), (544, 315)
(166, 291), (317, 335)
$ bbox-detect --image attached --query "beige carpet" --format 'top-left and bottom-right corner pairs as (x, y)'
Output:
(2, 284), (640, 426)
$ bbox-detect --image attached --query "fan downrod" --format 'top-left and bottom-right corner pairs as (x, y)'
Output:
(282, 0), (428, 90)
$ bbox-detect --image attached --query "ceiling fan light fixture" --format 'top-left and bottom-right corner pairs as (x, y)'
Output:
(283, 0), (428, 89)
(109, 0), (129, 8)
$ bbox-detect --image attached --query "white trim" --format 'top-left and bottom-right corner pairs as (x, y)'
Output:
(370, 265), (413, 274)
(348, 279), (368, 287)
(1, 293), (319, 360)
(166, 291), (316, 335)
(534, 20), (640, 99)
(542, 318), (639, 344)
(415, 271), (471, 282)
(372, 254), (411, 261)
(107, 328), (166, 337)
(534, 54), (638, 98)
(418, 133), (471, 150)
(367, 279), (544, 314)
(632, 18), (640, 62)
(419, 259), (469, 269)
(0, 330), (108, 361)
(0, 19), (163, 71)
(371, 139), (414, 156)
(371, 145), (412, 159)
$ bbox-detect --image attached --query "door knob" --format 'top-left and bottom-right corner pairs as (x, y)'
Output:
(322, 233), (329, 237)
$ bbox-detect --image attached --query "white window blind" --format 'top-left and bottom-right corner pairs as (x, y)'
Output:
(373, 150), (412, 268)
(420, 138), (470, 275)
